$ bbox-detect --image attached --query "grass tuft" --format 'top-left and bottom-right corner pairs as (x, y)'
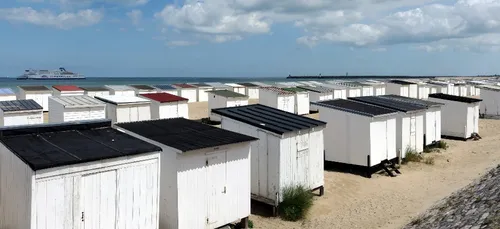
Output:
(278, 185), (314, 221)
(423, 157), (435, 165)
(437, 141), (449, 150)
(402, 147), (423, 164)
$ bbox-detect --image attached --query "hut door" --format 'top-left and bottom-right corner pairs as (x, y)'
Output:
(80, 170), (117, 229)
(206, 150), (227, 226)
(129, 107), (139, 121)
(410, 116), (416, 150)
(296, 133), (310, 186)
(34, 177), (74, 229)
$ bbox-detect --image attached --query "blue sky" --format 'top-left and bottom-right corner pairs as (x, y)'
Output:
(1, 0), (500, 77)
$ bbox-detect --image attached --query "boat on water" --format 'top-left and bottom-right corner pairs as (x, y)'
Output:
(17, 67), (85, 80)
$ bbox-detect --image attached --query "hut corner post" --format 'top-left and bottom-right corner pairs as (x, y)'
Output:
(366, 155), (372, 178)
(241, 217), (249, 229)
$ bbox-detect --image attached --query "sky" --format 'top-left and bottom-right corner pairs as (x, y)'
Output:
(1, 0), (500, 77)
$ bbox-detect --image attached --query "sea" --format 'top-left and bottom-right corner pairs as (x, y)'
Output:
(0, 77), (293, 89)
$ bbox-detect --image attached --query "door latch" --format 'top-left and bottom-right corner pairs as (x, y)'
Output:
(222, 186), (226, 194)
(81, 212), (85, 222)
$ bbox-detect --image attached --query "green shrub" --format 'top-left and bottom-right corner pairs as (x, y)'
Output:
(248, 220), (254, 228)
(278, 185), (314, 221)
(402, 147), (423, 164)
(437, 141), (449, 150)
(234, 219), (254, 229)
(423, 146), (433, 153)
(423, 157), (435, 165)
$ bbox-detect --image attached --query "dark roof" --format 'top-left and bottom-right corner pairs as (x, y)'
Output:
(238, 82), (259, 87)
(190, 83), (212, 88)
(381, 95), (444, 108)
(211, 104), (326, 135)
(0, 120), (161, 170)
(116, 118), (257, 152)
(207, 90), (248, 98)
(428, 93), (482, 103)
(282, 87), (308, 92)
(312, 99), (397, 117)
(129, 85), (156, 90)
(140, 93), (188, 103)
(298, 86), (334, 93)
(389, 80), (416, 85)
(154, 84), (176, 90)
(79, 86), (109, 92)
(19, 86), (52, 92)
(172, 83), (196, 89)
(349, 96), (427, 113)
(0, 99), (43, 112)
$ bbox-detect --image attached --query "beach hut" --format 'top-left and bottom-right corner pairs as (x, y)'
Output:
(417, 83), (430, 99)
(251, 82), (272, 87)
(455, 83), (468, 97)
(298, 86), (335, 102)
(129, 85), (157, 95)
(48, 95), (106, 123)
(80, 86), (110, 97)
(190, 83), (213, 102)
(282, 87), (310, 115)
(211, 104), (326, 214)
(259, 87), (295, 113)
(225, 83), (246, 95)
(206, 82), (232, 90)
(385, 80), (418, 98)
(239, 82), (260, 99)
(0, 99), (43, 127)
(208, 90), (249, 121)
(0, 120), (162, 229)
(95, 95), (151, 123)
(0, 88), (17, 101)
(115, 118), (257, 229)
(105, 85), (136, 96)
(381, 95), (443, 146)
(52, 85), (85, 96)
(479, 86), (500, 117)
(428, 93), (482, 139)
(172, 84), (197, 103)
(153, 84), (178, 95)
(140, 93), (189, 119)
(467, 84), (479, 96)
(427, 81), (454, 95)
(338, 82), (374, 96)
(310, 99), (398, 177)
(363, 81), (386, 96)
(322, 84), (349, 99)
(16, 86), (53, 112)
(350, 96), (426, 156)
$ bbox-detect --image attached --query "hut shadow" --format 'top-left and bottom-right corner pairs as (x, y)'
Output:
(251, 200), (276, 217)
(324, 161), (375, 178)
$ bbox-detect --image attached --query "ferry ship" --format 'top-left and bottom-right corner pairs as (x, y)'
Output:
(17, 67), (85, 80)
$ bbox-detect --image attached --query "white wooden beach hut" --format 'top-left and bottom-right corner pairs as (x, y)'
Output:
(298, 86), (335, 102)
(311, 99), (399, 177)
(322, 84), (349, 99)
(172, 84), (197, 103)
(467, 84), (479, 96)
(190, 83), (213, 102)
(0, 88), (17, 101)
(211, 104), (326, 214)
(96, 95), (151, 123)
(206, 82), (232, 90)
(478, 85), (500, 117)
(385, 80), (418, 98)
(140, 93), (189, 119)
(428, 93), (482, 139)
(153, 84), (178, 95)
(115, 118), (257, 229)
(80, 86), (111, 97)
(428, 81), (454, 95)
(259, 87), (295, 113)
(0, 99), (43, 127)
(282, 87), (310, 115)
(338, 82), (374, 96)
(48, 95), (106, 123)
(364, 81), (386, 96)
(381, 95), (443, 146)
(0, 120), (163, 229)
(239, 82), (260, 99)
(455, 83), (468, 97)
(225, 83), (246, 95)
(208, 90), (249, 121)
(417, 83), (430, 99)
(52, 85), (84, 96)
(17, 86), (53, 112)
(129, 85), (157, 95)
(350, 96), (426, 156)
(105, 85), (136, 96)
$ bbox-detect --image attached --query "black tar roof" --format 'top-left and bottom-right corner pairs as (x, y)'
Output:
(381, 95), (444, 108)
(350, 96), (427, 113)
(0, 120), (161, 170)
(0, 99), (43, 112)
(428, 93), (482, 103)
(389, 80), (416, 85)
(116, 118), (257, 152)
(130, 85), (156, 90)
(312, 99), (397, 117)
(190, 83), (212, 87)
(211, 104), (326, 135)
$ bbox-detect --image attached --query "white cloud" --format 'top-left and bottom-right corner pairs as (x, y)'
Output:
(0, 7), (103, 29)
(167, 40), (198, 47)
(126, 9), (142, 25)
(54, 0), (148, 7)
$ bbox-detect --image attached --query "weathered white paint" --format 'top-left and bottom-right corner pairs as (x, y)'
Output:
(178, 89), (197, 103)
(52, 90), (84, 97)
(306, 91), (333, 102)
(0, 142), (161, 229)
(150, 100), (189, 120)
(373, 86), (386, 96)
(208, 92), (249, 121)
(119, 128), (252, 229)
(361, 86), (374, 96)
(17, 89), (52, 112)
(0, 109), (43, 127)
(133, 88), (157, 95)
(417, 85), (430, 99)
(397, 112), (425, 157)
(386, 83), (417, 98)
(259, 89), (295, 113)
(294, 92), (310, 115)
(347, 88), (362, 97)
(105, 85), (136, 96)
(226, 83), (246, 95)
(246, 87), (259, 99)
(156, 89), (178, 96)
(195, 87), (211, 102)
(48, 96), (106, 123)
(429, 97), (480, 138)
(479, 88), (500, 116)
(97, 95), (151, 123)
(424, 107), (442, 145)
(84, 90), (110, 97)
(313, 105), (397, 167)
(216, 116), (324, 206)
